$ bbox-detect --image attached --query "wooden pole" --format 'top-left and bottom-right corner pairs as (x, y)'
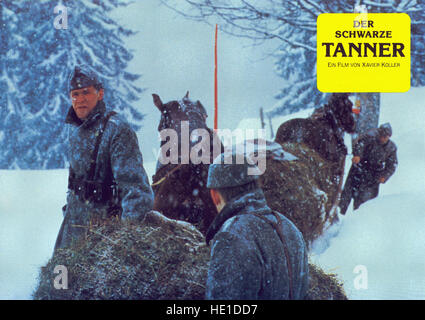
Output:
(260, 107), (265, 129)
(214, 24), (218, 130)
(268, 114), (274, 139)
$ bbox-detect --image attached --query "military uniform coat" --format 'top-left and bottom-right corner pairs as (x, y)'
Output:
(340, 128), (397, 213)
(205, 189), (309, 300)
(55, 101), (154, 249)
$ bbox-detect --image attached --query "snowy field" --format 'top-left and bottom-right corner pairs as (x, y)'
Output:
(0, 88), (424, 300)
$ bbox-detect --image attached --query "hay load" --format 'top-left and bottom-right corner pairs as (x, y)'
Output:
(33, 211), (347, 300)
(33, 211), (210, 300)
(305, 263), (347, 300)
(260, 141), (342, 244)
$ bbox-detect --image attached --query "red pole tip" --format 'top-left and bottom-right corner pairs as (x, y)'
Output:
(214, 24), (218, 131)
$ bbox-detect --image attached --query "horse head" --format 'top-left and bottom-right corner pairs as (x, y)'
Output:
(327, 93), (356, 134)
(151, 92), (218, 235)
(152, 91), (208, 133)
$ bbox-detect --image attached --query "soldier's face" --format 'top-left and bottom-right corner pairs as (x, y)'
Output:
(70, 86), (104, 120)
(379, 135), (390, 144)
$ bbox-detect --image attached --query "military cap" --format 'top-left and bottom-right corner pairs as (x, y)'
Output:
(207, 150), (261, 189)
(378, 122), (392, 137)
(69, 65), (102, 92)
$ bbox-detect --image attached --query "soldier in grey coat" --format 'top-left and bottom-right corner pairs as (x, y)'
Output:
(339, 123), (398, 214)
(54, 66), (154, 250)
(205, 151), (309, 300)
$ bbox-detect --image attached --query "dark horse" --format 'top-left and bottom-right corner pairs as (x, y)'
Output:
(274, 92), (356, 221)
(151, 92), (223, 235)
(275, 93), (356, 164)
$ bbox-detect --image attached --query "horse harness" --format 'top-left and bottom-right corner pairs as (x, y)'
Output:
(151, 163), (185, 187)
(68, 111), (121, 211)
(252, 211), (294, 300)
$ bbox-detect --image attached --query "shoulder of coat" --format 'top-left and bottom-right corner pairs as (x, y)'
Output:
(278, 212), (305, 243)
(257, 211), (306, 246)
(220, 215), (241, 233)
(105, 111), (121, 124)
(365, 128), (379, 139)
(215, 215), (257, 240)
(221, 213), (274, 235)
(105, 112), (132, 131)
(388, 140), (397, 152)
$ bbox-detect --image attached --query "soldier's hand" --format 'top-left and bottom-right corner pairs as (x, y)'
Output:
(379, 177), (386, 184)
(352, 156), (360, 164)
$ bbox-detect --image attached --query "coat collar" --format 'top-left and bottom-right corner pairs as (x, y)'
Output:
(65, 100), (106, 128)
(205, 188), (271, 245)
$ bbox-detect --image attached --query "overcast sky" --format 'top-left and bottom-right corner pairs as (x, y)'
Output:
(111, 0), (284, 163)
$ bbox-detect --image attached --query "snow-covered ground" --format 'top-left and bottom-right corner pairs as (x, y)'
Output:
(0, 170), (66, 299)
(0, 88), (424, 299)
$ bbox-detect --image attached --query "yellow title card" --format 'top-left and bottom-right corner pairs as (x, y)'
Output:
(317, 13), (411, 92)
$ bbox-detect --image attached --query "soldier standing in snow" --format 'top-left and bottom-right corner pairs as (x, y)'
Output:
(339, 123), (398, 215)
(54, 66), (154, 250)
(205, 151), (309, 299)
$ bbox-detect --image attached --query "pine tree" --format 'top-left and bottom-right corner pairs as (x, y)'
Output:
(0, 2), (31, 168)
(0, 0), (144, 169)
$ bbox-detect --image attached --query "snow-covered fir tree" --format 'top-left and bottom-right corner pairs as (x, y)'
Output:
(162, 0), (425, 117)
(0, 2), (31, 169)
(0, 0), (144, 169)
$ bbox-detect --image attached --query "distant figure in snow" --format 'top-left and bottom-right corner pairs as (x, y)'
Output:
(54, 66), (154, 250)
(339, 123), (398, 215)
(205, 151), (309, 300)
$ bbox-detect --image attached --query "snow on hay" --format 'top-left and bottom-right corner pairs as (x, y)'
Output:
(33, 210), (346, 300)
(33, 211), (209, 300)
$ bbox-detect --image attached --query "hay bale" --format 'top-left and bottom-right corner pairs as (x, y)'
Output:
(33, 211), (210, 300)
(305, 263), (347, 300)
(260, 142), (341, 244)
(33, 211), (347, 300)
